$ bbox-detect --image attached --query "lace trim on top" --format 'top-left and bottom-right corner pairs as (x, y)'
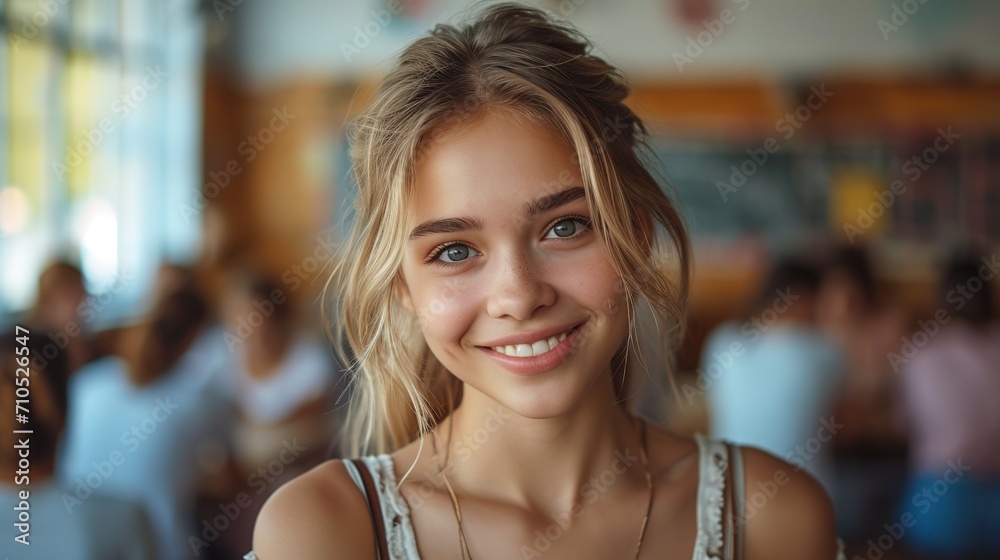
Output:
(361, 454), (421, 560)
(245, 435), (849, 560)
(692, 433), (727, 560)
(689, 433), (849, 560)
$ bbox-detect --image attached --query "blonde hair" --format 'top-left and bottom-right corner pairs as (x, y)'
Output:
(323, 2), (690, 457)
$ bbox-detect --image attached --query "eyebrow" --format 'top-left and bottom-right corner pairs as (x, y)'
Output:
(407, 186), (587, 241)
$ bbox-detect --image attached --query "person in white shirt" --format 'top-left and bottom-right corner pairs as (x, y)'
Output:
(57, 286), (232, 560)
(1, 327), (158, 560)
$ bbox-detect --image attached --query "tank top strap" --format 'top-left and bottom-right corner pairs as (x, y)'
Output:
(692, 433), (745, 560)
(341, 456), (369, 495)
(343, 455), (421, 559)
(690, 435), (848, 560)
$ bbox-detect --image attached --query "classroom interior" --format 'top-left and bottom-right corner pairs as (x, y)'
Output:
(2, 0), (999, 559)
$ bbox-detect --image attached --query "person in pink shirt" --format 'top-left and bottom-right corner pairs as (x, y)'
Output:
(898, 252), (1000, 557)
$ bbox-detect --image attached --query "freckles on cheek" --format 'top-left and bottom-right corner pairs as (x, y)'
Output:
(569, 256), (628, 315)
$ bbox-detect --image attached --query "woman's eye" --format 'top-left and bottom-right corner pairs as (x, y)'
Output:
(433, 244), (480, 264)
(544, 217), (591, 239)
(427, 217), (590, 266)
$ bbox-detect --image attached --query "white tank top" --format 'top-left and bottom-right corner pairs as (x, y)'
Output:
(245, 433), (847, 559)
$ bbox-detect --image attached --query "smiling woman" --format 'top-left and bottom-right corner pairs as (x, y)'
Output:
(245, 2), (847, 560)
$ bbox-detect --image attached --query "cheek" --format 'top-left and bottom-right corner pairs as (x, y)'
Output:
(410, 276), (481, 346)
(560, 250), (627, 317)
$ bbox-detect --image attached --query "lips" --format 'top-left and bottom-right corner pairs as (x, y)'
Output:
(489, 326), (572, 357)
(477, 321), (584, 348)
(478, 322), (586, 376)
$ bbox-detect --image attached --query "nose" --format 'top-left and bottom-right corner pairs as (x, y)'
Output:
(485, 249), (556, 321)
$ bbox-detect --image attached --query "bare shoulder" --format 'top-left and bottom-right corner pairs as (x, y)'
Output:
(642, 422), (700, 479)
(251, 458), (376, 560)
(738, 446), (839, 560)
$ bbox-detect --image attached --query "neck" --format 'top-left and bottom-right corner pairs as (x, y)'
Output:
(431, 374), (647, 516)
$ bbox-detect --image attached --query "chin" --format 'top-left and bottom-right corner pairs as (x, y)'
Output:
(477, 370), (607, 420)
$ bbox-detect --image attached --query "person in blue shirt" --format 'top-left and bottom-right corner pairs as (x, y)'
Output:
(57, 285), (233, 560)
(702, 257), (845, 494)
(1, 326), (158, 560)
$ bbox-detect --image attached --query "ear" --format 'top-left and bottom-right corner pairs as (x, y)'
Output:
(393, 275), (415, 315)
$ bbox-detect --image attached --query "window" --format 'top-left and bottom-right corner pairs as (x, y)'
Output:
(0, 0), (204, 326)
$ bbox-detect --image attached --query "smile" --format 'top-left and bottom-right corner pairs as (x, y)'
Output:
(491, 327), (572, 357)
(478, 322), (586, 376)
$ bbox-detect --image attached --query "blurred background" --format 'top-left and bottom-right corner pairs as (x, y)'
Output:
(1, 0), (999, 559)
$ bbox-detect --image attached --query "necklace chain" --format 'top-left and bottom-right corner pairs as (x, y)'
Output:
(430, 417), (654, 560)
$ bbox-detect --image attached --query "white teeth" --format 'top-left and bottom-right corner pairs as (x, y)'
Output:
(492, 327), (574, 357)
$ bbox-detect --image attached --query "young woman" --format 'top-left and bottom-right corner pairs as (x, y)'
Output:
(247, 3), (846, 559)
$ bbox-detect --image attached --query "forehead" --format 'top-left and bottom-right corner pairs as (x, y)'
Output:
(409, 112), (582, 216)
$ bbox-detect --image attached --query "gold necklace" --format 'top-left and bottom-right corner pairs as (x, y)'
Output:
(431, 416), (654, 559)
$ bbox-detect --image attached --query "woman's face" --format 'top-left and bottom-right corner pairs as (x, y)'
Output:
(395, 111), (630, 419)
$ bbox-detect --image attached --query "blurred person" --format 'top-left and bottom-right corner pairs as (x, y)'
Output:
(1, 327), (158, 559)
(896, 253), (1000, 558)
(818, 246), (908, 444)
(247, 5), (847, 559)
(57, 286), (233, 560)
(149, 262), (231, 389)
(204, 271), (338, 559)
(702, 256), (845, 494)
(28, 259), (94, 372)
(219, 272), (338, 473)
(817, 246), (910, 541)
(151, 262), (198, 306)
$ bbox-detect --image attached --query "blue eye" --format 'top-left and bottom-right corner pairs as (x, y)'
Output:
(429, 243), (480, 265)
(424, 215), (591, 268)
(544, 216), (592, 239)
